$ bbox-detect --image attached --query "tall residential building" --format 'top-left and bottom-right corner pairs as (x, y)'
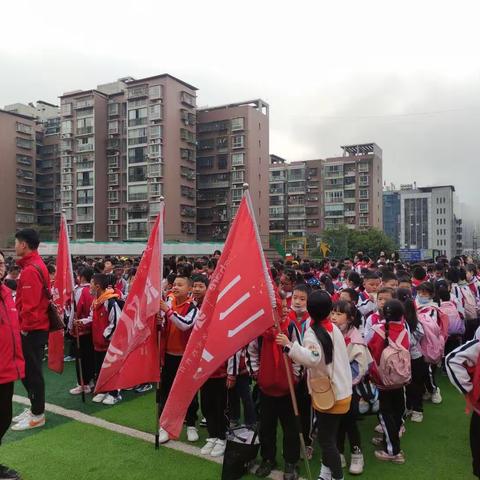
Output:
(0, 109), (38, 247)
(59, 74), (197, 242)
(0, 101), (61, 247)
(196, 100), (269, 246)
(269, 155), (323, 248)
(323, 143), (383, 230)
(399, 184), (459, 258)
(383, 187), (401, 246)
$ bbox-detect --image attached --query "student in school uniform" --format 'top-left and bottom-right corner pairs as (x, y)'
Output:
(368, 300), (411, 465)
(277, 290), (352, 480)
(364, 288), (395, 343)
(446, 336), (480, 479)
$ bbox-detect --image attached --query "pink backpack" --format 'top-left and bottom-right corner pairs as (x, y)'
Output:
(372, 326), (411, 389)
(440, 300), (465, 335)
(462, 287), (478, 321)
(417, 311), (446, 364)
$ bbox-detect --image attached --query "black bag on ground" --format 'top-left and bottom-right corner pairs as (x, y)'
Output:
(221, 426), (260, 480)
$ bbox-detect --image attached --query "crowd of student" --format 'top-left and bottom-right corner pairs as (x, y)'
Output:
(0, 229), (479, 480)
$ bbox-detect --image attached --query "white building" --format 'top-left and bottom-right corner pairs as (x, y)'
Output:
(399, 184), (459, 258)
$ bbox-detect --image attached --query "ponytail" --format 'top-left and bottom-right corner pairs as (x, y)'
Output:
(311, 321), (333, 364)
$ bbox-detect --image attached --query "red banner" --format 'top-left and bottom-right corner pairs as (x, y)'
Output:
(160, 191), (275, 438)
(95, 203), (164, 393)
(50, 214), (74, 373)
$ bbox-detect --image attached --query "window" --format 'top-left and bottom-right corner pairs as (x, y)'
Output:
(76, 223), (94, 240)
(325, 190), (343, 203)
(76, 117), (93, 134)
(180, 166), (195, 180)
(77, 137), (94, 152)
(216, 136), (228, 149)
(181, 222), (195, 234)
(180, 128), (195, 144)
(149, 103), (162, 120)
(149, 144), (162, 157)
(108, 120), (119, 134)
(128, 165), (147, 182)
(149, 183), (162, 196)
(180, 205), (196, 218)
(77, 206), (93, 222)
(16, 213), (35, 224)
(128, 128), (147, 145)
(128, 221), (148, 238)
(128, 85), (148, 99)
(232, 153), (245, 166)
(61, 190), (73, 203)
(359, 175), (369, 186)
(359, 189), (369, 199)
(148, 162), (163, 177)
(108, 225), (119, 237)
(128, 108), (148, 127)
(217, 154), (228, 169)
(149, 85), (163, 99)
(108, 190), (119, 203)
(231, 117), (245, 131)
(61, 103), (72, 116)
(232, 135), (245, 149)
(16, 137), (33, 149)
(231, 170), (245, 183)
(180, 91), (196, 107)
(180, 148), (194, 161)
(17, 184), (35, 195)
(150, 125), (162, 139)
(359, 202), (369, 213)
(128, 147), (147, 164)
(62, 173), (73, 185)
(198, 138), (215, 151)
(108, 173), (119, 185)
(231, 189), (243, 202)
(181, 186), (195, 199)
(108, 103), (119, 116)
(77, 189), (93, 205)
(77, 171), (93, 187)
(197, 156), (214, 169)
(108, 208), (119, 220)
(128, 184), (148, 201)
(17, 154), (32, 166)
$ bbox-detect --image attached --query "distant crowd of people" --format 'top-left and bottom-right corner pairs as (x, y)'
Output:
(0, 230), (479, 480)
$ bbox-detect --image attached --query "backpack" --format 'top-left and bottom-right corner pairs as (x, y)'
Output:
(462, 287), (478, 321)
(372, 326), (411, 389)
(417, 310), (445, 364)
(440, 301), (465, 336)
(355, 377), (380, 415)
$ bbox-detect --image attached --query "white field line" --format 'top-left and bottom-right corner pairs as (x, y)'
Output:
(13, 395), (305, 480)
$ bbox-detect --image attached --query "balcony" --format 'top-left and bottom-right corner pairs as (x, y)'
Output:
(108, 156), (119, 168)
(77, 143), (94, 153)
(76, 127), (93, 136)
(75, 99), (94, 109)
(128, 86), (148, 99)
(287, 186), (306, 194)
(344, 182), (356, 190)
(344, 210), (356, 217)
(77, 214), (94, 222)
(107, 138), (120, 151)
(147, 163), (163, 177)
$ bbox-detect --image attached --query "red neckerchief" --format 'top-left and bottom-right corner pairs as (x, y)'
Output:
(320, 318), (333, 333)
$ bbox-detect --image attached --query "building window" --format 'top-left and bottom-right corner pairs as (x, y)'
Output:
(180, 186), (195, 199)
(232, 153), (245, 166)
(77, 117), (94, 134)
(61, 103), (72, 116)
(77, 171), (94, 187)
(181, 148), (194, 161)
(216, 136), (228, 149)
(108, 103), (119, 116)
(108, 208), (119, 220)
(108, 191), (119, 203)
(180, 91), (196, 107)
(198, 138), (215, 151)
(128, 184), (148, 201)
(149, 104), (162, 121)
(128, 128), (148, 145)
(231, 189), (243, 202)
(325, 190), (343, 203)
(108, 225), (119, 237)
(359, 202), (369, 213)
(16, 137), (33, 149)
(231, 117), (245, 131)
(232, 135), (245, 149)
(149, 85), (163, 99)
(108, 120), (119, 134)
(150, 125), (162, 139)
(217, 155), (228, 169)
(231, 170), (245, 183)
(128, 165), (147, 183)
(77, 206), (93, 222)
(197, 156), (214, 169)
(128, 147), (147, 164)
(181, 222), (195, 234)
(16, 122), (32, 135)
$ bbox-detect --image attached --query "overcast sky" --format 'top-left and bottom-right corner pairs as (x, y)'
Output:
(1, 0), (479, 212)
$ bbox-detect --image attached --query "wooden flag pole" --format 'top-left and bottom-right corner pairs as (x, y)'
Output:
(74, 322), (86, 403)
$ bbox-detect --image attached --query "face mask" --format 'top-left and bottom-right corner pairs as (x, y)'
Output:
(417, 295), (430, 305)
(291, 304), (306, 314)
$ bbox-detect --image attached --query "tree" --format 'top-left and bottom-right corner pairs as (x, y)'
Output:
(314, 226), (395, 260)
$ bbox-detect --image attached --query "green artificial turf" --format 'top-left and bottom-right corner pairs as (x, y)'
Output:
(9, 359), (477, 480)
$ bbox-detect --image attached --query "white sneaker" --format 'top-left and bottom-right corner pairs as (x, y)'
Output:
(210, 439), (226, 457)
(340, 453), (346, 468)
(186, 426), (199, 442)
(349, 448), (364, 475)
(411, 411), (424, 423)
(200, 438), (217, 455)
(374, 423), (384, 434)
(12, 408), (31, 423)
(319, 464), (332, 480)
(11, 413), (45, 431)
(102, 394), (122, 405)
(423, 391), (432, 401)
(92, 393), (107, 403)
(431, 388), (442, 404)
(158, 427), (169, 444)
(69, 384), (92, 395)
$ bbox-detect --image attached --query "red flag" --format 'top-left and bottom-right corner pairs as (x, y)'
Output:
(50, 214), (74, 373)
(95, 202), (164, 393)
(160, 190), (275, 438)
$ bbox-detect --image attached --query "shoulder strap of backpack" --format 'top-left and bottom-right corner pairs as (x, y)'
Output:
(31, 264), (52, 300)
(395, 329), (407, 346)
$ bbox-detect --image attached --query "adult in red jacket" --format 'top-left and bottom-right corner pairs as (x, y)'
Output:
(0, 249), (25, 480)
(11, 229), (49, 432)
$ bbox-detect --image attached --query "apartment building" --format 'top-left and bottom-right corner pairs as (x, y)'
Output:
(1, 101), (62, 243)
(0, 109), (38, 247)
(59, 74), (197, 242)
(383, 187), (401, 246)
(323, 143), (383, 230)
(196, 100), (269, 246)
(399, 184), (459, 258)
(269, 155), (323, 247)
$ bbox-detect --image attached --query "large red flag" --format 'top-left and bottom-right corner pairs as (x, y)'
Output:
(160, 190), (275, 438)
(95, 202), (164, 393)
(50, 214), (74, 373)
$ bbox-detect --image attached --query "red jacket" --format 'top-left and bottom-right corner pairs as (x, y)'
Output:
(15, 251), (50, 332)
(71, 285), (94, 336)
(0, 284), (25, 384)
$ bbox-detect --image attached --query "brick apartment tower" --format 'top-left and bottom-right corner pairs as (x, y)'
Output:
(323, 143), (383, 230)
(196, 100), (270, 246)
(59, 74), (197, 242)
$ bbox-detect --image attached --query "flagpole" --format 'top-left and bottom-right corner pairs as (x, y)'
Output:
(155, 196), (165, 450)
(243, 184), (312, 480)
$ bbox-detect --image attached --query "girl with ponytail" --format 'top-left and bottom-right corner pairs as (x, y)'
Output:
(276, 290), (352, 480)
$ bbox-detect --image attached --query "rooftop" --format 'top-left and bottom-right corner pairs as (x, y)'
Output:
(198, 99), (269, 114)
